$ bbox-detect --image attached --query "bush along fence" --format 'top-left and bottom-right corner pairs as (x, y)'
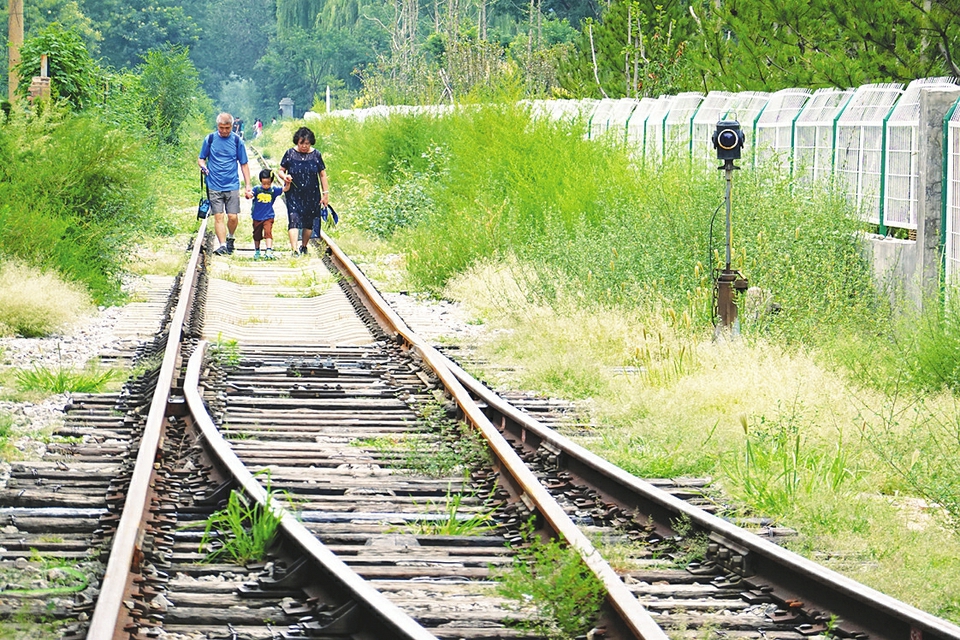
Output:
(313, 78), (960, 309)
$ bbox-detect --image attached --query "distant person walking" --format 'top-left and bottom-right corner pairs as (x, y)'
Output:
(254, 118), (263, 138)
(251, 169), (288, 260)
(198, 113), (253, 256)
(277, 126), (329, 257)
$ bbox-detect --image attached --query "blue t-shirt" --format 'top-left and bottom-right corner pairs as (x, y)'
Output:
(199, 132), (249, 191)
(251, 186), (283, 221)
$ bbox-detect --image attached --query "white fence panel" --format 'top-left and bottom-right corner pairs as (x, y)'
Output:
(691, 91), (735, 166)
(948, 104), (960, 289)
(625, 97), (660, 153)
(794, 89), (855, 185)
(643, 96), (676, 165)
(724, 91), (771, 150)
(588, 98), (622, 139)
(607, 98), (640, 143)
(755, 88), (811, 172)
(883, 77), (958, 230)
(834, 83), (904, 223)
(663, 92), (704, 157)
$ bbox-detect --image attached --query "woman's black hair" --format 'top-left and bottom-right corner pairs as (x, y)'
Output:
(258, 168), (273, 181)
(293, 126), (316, 146)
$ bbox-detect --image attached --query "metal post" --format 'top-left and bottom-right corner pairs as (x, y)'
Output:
(716, 159), (741, 330)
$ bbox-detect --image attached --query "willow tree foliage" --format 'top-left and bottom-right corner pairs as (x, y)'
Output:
(277, 0), (325, 31)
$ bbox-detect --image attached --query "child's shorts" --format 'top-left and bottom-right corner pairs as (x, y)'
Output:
(253, 218), (274, 243)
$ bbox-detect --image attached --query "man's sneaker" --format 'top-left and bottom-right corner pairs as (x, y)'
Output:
(253, 249), (261, 260)
(226, 237), (235, 254)
(213, 245), (229, 256)
(299, 245), (308, 256)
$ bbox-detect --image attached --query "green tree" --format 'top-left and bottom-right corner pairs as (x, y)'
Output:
(687, 0), (959, 91)
(138, 46), (205, 144)
(79, 0), (200, 70)
(13, 25), (103, 109)
(277, 0), (324, 31)
(0, 0), (100, 56)
(190, 0), (276, 100)
(558, 2), (695, 98)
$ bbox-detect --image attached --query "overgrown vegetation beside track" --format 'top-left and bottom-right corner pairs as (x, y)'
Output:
(260, 104), (960, 621)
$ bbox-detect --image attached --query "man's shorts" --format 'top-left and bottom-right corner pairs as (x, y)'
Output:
(209, 190), (241, 215)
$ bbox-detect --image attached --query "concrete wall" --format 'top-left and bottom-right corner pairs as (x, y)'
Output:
(865, 86), (960, 312)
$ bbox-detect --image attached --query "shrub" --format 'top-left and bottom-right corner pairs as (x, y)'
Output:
(495, 520), (605, 640)
(0, 262), (91, 337)
(0, 110), (159, 303)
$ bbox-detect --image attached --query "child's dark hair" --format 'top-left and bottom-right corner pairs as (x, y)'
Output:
(258, 168), (273, 181)
(293, 126), (316, 146)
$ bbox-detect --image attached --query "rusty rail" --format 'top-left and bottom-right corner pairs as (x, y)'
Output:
(182, 340), (441, 640)
(87, 220), (208, 639)
(321, 230), (669, 640)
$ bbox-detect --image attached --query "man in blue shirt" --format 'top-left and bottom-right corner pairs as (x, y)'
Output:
(198, 113), (253, 255)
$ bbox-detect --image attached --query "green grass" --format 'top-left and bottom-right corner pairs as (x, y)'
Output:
(350, 403), (490, 478)
(199, 476), (286, 565)
(494, 520), (605, 640)
(276, 105), (960, 623)
(0, 109), (177, 304)
(15, 364), (117, 394)
(405, 490), (497, 536)
(209, 334), (241, 367)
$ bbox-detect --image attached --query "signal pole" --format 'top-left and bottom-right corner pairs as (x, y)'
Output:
(8, 0), (24, 102)
(711, 120), (749, 332)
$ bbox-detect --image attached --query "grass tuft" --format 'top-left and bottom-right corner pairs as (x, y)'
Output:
(199, 473), (287, 564)
(15, 364), (117, 394)
(0, 262), (92, 337)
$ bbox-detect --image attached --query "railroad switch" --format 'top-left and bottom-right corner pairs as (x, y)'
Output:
(287, 356), (339, 377)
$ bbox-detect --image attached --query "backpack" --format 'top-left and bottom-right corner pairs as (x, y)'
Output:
(205, 132), (242, 156)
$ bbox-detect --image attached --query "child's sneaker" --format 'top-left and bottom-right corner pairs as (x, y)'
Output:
(254, 249), (261, 260)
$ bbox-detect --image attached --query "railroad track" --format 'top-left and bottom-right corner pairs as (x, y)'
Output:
(1, 210), (959, 640)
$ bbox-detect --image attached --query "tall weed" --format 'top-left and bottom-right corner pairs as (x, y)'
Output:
(858, 395), (960, 530)
(726, 403), (859, 518)
(300, 102), (881, 348)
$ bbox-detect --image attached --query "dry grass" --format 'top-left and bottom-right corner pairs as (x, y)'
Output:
(128, 235), (192, 276)
(443, 257), (960, 621)
(0, 262), (92, 337)
(334, 228), (412, 293)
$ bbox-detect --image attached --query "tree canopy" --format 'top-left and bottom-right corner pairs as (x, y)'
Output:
(4, 0), (959, 118)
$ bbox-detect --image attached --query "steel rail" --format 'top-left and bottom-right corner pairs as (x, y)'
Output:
(87, 219), (208, 640)
(320, 230), (669, 640)
(182, 340), (440, 640)
(438, 353), (960, 640)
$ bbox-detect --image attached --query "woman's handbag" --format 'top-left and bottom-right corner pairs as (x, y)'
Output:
(197, 172), (211, 219)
